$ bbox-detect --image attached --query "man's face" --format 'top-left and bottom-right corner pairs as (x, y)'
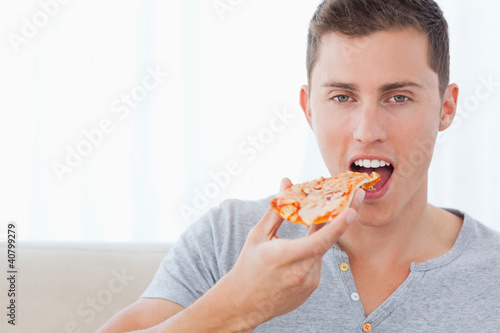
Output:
(300, 29), (457, 225)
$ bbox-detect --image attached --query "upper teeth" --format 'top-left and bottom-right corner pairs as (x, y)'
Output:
(354, 159), (391, 168)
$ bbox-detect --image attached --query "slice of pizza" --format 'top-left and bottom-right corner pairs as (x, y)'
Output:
(270, 171), (380, 225)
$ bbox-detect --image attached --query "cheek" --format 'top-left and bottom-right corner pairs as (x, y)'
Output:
(312, 107), (346, 142)
(394, 114), (439, 177)
(311, 103), (350, 135)
(311, 109), (350, 170)
(391, 99), (441, 146)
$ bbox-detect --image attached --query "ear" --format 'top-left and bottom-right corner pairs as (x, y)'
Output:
(439, 83), (459, 131)
(300, 85), (314, 130)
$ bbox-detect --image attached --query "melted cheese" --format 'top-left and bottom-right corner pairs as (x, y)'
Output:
(274, 172), (380, 225)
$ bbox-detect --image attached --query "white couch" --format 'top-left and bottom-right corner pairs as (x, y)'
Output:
(0, 241), (172, 333)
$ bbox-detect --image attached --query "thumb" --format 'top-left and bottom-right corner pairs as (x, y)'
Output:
(311, 208), (355, 255)
(293, 207), (355, 258)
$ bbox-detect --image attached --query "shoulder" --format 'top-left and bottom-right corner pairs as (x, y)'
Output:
(216, 196), (272, 223)
(182, 195), (306, 258)
(178, 196), (274, 257)
(450, 209), (500, 263)
(464, 211), (500, 247)
(206, 195), (273, 236)
(468, 215), (500, 264)
(193, 195), (306, 238)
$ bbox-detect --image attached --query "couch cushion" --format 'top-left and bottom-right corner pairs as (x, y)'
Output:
(0, 241), (171, 333)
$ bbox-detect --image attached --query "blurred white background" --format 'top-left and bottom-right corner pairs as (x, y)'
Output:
(0, 0), (498, 243)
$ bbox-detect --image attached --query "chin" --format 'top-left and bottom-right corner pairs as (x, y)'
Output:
(356, 204), (397, 228)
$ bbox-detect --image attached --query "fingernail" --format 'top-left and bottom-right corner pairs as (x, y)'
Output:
(358, 190), (365, 205)
(346, 210), (357, 225)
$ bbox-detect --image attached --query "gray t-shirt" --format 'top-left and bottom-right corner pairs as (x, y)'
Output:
(142, 197), (500, 332)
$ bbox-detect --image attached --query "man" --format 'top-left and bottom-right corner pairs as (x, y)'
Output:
(99, 0), (500, 332)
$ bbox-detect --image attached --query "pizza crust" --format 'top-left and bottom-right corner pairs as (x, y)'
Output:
(270, 172), (380, 225)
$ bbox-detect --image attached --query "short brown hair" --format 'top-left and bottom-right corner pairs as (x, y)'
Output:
(307, 0), (450, 97)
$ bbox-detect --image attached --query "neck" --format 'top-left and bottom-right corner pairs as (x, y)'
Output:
(339, 205), (432, 266)
(337, 176), (460, 267)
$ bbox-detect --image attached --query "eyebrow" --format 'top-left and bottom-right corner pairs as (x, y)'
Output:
(320, 81), (423, 93)
(320, 82), (360, 91)
(379, 81), (423, 93)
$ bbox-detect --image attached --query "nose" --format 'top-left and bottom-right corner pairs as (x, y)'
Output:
(352, 104), (387, 144)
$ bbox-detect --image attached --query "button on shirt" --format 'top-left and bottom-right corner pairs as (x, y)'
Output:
(362, 322), (372, 332)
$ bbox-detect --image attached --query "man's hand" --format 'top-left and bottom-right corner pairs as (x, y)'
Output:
(211, 178), (364, 331)
(147, 178), (364, 333)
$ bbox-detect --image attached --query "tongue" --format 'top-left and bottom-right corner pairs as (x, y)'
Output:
(357, 166), (393, 190)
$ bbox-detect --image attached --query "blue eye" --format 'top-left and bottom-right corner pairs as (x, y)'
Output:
(389, 95), (408, 103)
(333, 95), (351, 102)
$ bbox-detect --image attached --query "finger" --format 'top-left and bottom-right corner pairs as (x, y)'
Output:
(310, 208), (355, 254)
(249, 206), (284, 242)
(281, 177), (293, 191)
(251, 178), (293, 242)
(293, 207), (355, 258)
(275, 177), (293, 207)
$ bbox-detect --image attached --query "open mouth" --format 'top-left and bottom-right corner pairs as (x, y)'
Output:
(350, 159), (394, 193)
